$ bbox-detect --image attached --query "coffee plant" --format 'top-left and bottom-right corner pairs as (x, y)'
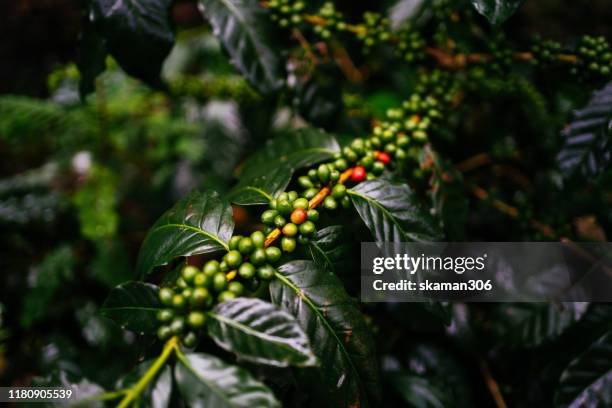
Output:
(2, 0), (611, 407)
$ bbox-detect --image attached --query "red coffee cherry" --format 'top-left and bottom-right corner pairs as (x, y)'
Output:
(351, 166), (367, 182)
(290, 208), (308, 224)
(376, 151), (391, 165)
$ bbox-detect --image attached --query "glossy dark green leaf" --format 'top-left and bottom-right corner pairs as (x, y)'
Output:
(390, 374), (445, 408)
(270, 260), (381, 407)
(555, 331), (612, 407)
(136, 190), (233, 278)
(207, 297), (318, 367)
(307, 225), (350, 273)
(199, 0), (284, 94)
(175, 352), (281, 408)
(486, 303), (590, 348)
(348, 178), (441, 244)
(100, 281), (162, 334)
(88, 0), (174, 86)
(227, 165), (292, 205)
(470, 0), (525, 25)
(557, 81), (612, 179)
(228, 128), (340, 205)
(116, 360), (172, 408)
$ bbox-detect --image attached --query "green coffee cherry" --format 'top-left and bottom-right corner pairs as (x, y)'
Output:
(182, 332), (197, 347)
(372, 161), (385, 175)
(265, 246), (282, 263)
(251, 231), (265, 248)
(203, 260), (220, 276)
(299, 220), (316, 236)
(212, 272), (228, 292)
(238, 237), (254, 255)
(307, 209), (319, 221)
(343, 147), (358, 162)
(187, 311), (206, 328)
(228, 281), (244, 296)
(331, 184), (347, 199)
(298, 176), (314, 189)
(274, 214), (287, 228)
(229, 236), (242, 250)
(218, 291), (237, 302)
(250, 248), (267, 266)
(293, 198), (309, 209)
(170, 317), (185, 334)
(324, 196), (338, 210)
(281, 236), (297, 252)
(182, 288), (193, 299)
(181, 265), (199, 284)
(277, 199), (293, 215)
(239, 262), (256, 279)
(172, 294), (187, 310)
(159, 288), (174, 306)
(334, 158), (348, 170)
(303, 188), (318, 200)
(308, 169), (318, 180)
(176, 277), (188, 289)
(297, 235), (310, 245)
(257, 264), (275, 280)
(157, 325), (172, 340)
(341, 196), (351, 208)
(317, 164), (330, 183)
(157, 309), (174, 322)
(191, 287), (211, 307)
(225, 250), (243, 268)
(219, 261), (229, 272)
(261, 209), (278, 224)
(193, 273), (210, 288)
(287, 191), (298, 202)
(282, 223), (298, 237)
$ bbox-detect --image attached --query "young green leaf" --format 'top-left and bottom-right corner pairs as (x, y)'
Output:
(470, 0), (525, 26)
(270, 260), (381, 407)
(87, 0), (175, 86)
(100, 281), (163, 334)
(207, 297), (318, 367)
(199, 0), (284, 94)
(228, 129), (340, 205)
(555, 330), (612, 407)
(136, 190), (233, 278)
(348, 178), (441, 244)
(175, 352), (281, 408)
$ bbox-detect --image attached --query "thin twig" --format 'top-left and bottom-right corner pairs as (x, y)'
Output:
(478, 357), (508, 408)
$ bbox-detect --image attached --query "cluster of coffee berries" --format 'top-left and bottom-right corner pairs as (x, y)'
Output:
(156, 234), (278, 345)
(261, 191), (319, 249)
(530, 36), (562, 65)
(268, 0), (305, 28)
(413, 70), (459, 104)
(312, 2), (345, 39)
(372, 93), (443, 150)
(572, 35), (612, 80)
(357, 12), (425, 62)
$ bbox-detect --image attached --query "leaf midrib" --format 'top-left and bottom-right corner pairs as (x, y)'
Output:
(348, 189), (409, 238)
(153, 223), (229, 251)
(273, 271), (366, 402)
(177, 352), (238, 408)
(208, 311), (309, 361)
